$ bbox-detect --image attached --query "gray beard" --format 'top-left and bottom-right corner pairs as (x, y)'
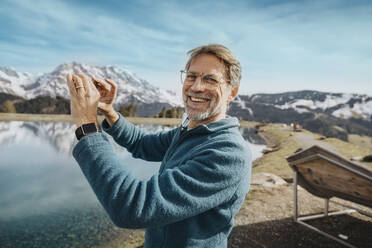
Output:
(184, 97), (223, 121)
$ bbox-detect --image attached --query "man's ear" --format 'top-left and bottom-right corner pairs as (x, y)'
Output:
(228, 86), (239, 103)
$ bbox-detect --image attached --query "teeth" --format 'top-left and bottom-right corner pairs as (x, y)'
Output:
(190, 97), (207, 102)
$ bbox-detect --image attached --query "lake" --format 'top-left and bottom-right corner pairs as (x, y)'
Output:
(0, 121), (266, 248)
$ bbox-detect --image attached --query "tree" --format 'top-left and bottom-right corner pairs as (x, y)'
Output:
(0, 100), (16, 113)
(119, 103), (138, 117)
(155, 106), (184, 118)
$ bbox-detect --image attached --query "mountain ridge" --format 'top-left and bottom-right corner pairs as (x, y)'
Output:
(0, 63), (182, 116)
(16, 62), (180, 104)
(1, 64), (371, 140)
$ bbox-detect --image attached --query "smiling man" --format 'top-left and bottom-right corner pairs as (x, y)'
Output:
(67, 44), (251, 248)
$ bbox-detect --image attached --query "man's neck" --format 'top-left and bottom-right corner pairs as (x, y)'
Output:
(188, 112), (226, 129)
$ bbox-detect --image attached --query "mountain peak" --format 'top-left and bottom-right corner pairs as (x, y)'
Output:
(0, 62), (182, 107)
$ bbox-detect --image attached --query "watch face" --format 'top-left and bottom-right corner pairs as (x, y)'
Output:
(82, 123), (97, 134)
(75, 123), (99, 140)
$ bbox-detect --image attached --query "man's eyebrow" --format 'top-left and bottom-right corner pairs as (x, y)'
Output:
(204, 74), (218, 77)
(188, 71), (219, 77)
(187, 71), (198, 74)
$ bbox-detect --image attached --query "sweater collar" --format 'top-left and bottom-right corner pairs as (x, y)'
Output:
(181, 113), (239, 134)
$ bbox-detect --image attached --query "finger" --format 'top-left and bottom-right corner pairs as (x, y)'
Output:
(77, 73), (98, 97)
(88, 78), (100, 97)
(76, 73), (89, 86)
(76, 73), (92, 96)
(66, 74), (77, 97)
(104, 79), (117, 93)
(92, 76), (110, 91)
(73, 74), (86, 96)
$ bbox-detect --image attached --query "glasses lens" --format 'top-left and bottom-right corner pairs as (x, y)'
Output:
(180, 71), (226, 88)
(203, 75), (218, 85)
(180, 71), (186, 84)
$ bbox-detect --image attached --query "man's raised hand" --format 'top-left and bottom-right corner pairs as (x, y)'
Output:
(66, 73), (100, 127)
(92, 76), (119, 126)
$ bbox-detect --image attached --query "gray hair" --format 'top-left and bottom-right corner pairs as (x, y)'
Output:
(185, 44), (241, 89)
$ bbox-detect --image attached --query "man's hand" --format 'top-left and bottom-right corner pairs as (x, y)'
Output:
(66, 73), (100, 127)
(92, 76), (119, 126)
(91, 76), (117, 114)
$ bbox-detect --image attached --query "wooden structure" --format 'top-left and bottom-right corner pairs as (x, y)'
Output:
(286, 145), (372, 248)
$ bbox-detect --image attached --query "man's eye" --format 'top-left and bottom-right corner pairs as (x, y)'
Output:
(204, 76), (218, 84)
(186, 74), (197, 80)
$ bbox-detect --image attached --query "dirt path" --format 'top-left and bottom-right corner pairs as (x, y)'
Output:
(294, 131), (337, 152)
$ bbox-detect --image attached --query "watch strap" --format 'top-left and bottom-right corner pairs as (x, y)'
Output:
(75, 123), (101, 140)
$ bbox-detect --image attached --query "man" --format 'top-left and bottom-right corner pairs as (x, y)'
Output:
(67, 44), (251, 248)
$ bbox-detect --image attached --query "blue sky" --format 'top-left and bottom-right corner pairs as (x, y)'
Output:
(1, 0), (371, 95)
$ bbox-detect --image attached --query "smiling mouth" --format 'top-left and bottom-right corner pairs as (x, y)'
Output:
(188, 96), (210, 103)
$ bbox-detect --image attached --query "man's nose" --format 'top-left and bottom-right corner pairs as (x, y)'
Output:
(190, 76), (205, 91)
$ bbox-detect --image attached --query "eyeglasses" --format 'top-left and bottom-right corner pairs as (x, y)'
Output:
(180, 70), (229, 89)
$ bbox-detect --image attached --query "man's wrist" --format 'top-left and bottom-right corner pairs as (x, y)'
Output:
(76, 119), (99, 129)
(104, 109), (119, 127)
(75, 122), (102, 140)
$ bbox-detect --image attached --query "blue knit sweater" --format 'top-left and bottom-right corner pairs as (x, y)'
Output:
(72, 113), (251, 248)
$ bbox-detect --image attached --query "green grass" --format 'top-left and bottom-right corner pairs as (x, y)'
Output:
(252, 139), (300, 179)
(119, 233), (145, 248)
(323, 137), (372, 170)
(348, 134), (372, 151)
(252, 124), (301, 179)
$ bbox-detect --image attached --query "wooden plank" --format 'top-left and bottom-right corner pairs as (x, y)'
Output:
(287, 145), (372, 177)
(287, 145), (372, 208)
(296, 158), (372, 201)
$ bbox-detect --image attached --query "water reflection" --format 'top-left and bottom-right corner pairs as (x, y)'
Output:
(0, 121), (265, 248)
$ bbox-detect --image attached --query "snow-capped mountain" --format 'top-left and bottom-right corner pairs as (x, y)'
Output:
(1, 64), (371, 135)
(228, 90), (372, 141)
(0, 62), (182, 108)
(0, 66), (35, 97)
(232, 90), (372, 122)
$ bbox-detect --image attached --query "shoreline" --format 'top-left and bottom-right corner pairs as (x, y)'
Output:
(0, 113), (257, 128)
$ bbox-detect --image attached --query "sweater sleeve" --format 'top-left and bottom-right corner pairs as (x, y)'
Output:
(73, 132), (250, 229)
(101, 113), (177, 162)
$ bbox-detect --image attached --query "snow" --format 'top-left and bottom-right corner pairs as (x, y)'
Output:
(275, 94), (353, 112)
(234, 96), (253, 115)
(314, 94), (352, 110)
(274, 99), (313, 113)
(332, 99), (372, 121)
(1, 64), (370, 122)
(0, 66), (34, 97)
(275, 99), (314, 110)
(273, 93), (361, 115)
(332, 107), (353, 119)
(294, 107), (310, 114)
(0, 63), (183, 107)
(271, 93), (370, 121)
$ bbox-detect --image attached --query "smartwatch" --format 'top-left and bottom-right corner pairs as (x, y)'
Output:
(75, 123), (101, 140)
